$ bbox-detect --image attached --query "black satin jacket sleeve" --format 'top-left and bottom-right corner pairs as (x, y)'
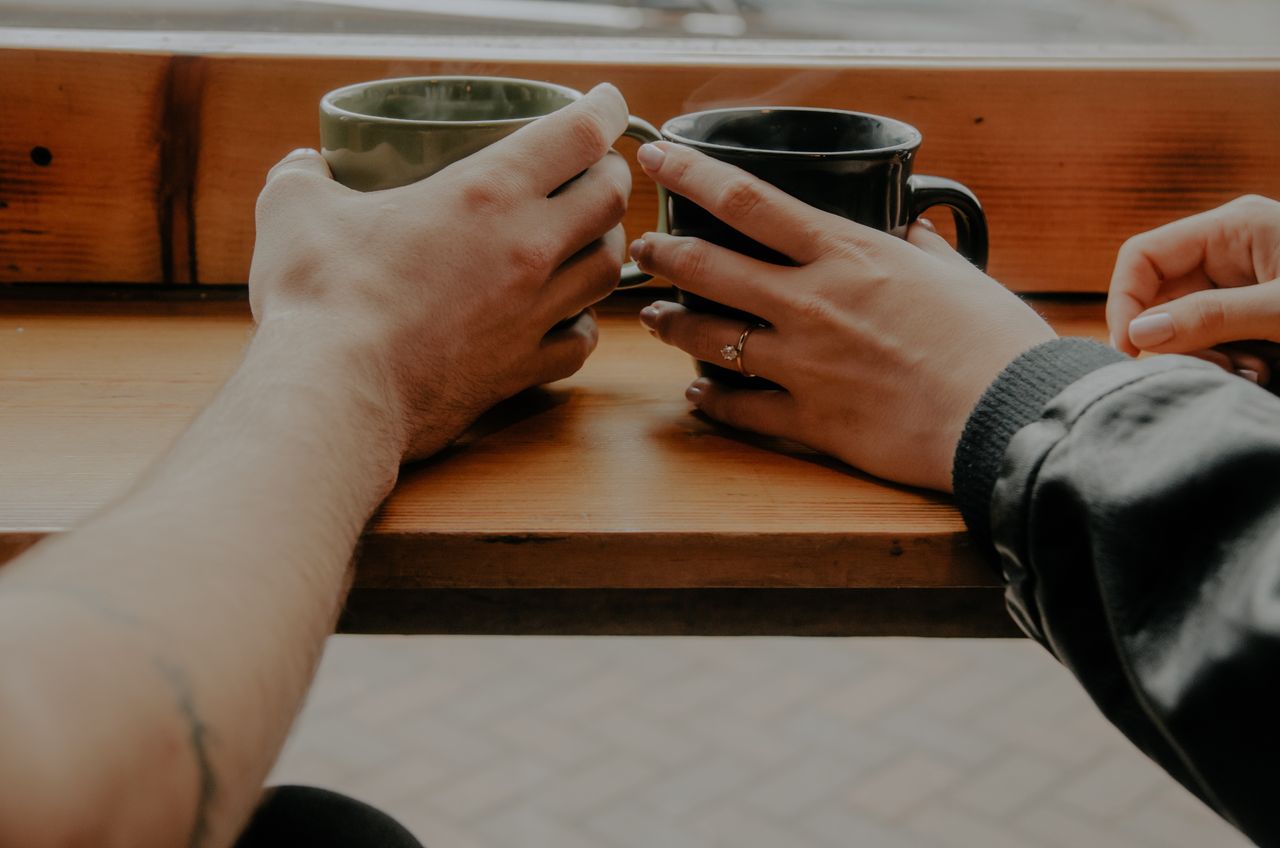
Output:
(952, 338), (1280, 848)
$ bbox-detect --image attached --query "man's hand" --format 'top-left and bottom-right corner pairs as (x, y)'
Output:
(250, 82), (633, 460)
(1107, 194), (1280, 384)
(0, 83), (634, 848)
(630, 142), (1055, 493)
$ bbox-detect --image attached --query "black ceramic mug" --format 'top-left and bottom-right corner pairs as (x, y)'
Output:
(661, 107), (988, 387)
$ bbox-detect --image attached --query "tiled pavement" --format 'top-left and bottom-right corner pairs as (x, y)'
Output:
(269, 637), (1250, 848)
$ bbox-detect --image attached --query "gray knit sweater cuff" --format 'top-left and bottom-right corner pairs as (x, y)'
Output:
(952, 338), (1127, 548)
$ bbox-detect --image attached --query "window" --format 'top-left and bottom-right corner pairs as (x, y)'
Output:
(1, 0), (1276, 45)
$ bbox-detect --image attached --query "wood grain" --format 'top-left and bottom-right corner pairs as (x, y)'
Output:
(1, 33), (1276, 292)
(0, 295), (1107, 598)
(0, 294), (1104, 634)
(0, 49), (171, 284)
(193, 60), (1280, 291)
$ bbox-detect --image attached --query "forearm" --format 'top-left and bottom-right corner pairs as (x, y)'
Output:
(0, 318), (402, 848)
(955, 342), (1280, 845)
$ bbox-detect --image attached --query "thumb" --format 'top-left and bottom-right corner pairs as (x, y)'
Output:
(264, 147), (333, 186)
(907, 218), (973, 269)
(1128, 279), (1280, 352)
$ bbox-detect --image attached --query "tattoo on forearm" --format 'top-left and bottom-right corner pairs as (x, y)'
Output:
(156, 659), (218, 848)
(5, 585), (220, 845)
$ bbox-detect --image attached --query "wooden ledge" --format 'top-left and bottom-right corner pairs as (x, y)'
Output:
(2, 36), (1278, 290)
(0, 293), (1108, 635)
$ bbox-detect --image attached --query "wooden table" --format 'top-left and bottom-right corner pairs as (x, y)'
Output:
(0, 293), (1108, 636)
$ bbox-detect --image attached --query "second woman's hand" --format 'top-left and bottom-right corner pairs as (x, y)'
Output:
(630, 141), (1056, 493)
(1106, 194), (1280, 385)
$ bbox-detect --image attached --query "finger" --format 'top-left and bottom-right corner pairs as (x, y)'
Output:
(687, 378), (800, 441)
(484, 83), (629, 197)
(265, 147), (333, 186)
(540, 225), (627, 322)
(256, 148), (342, 226)
(1214, 345), (1271, 386)
(1182, 348), (1235, 373)
(1105, 230), (1203, 356)
(1106, 285), (1147, 356)
(1127, 278), (1280, 353)
(629, 232), (787, 320)
(640, 300), (786, 382)
(543, 151), (631, 267)
(533, 309), (600, 385)
(906, 219), (971, 269)
(1107, 196), (1280, 353)
(1218, 339), (1280, 385)
(636, 141), (853, 265)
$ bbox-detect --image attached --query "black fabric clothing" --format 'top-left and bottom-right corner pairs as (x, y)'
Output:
(952, 338), (1128, 548)
(234, 785), (424, 848)
(954, 339), (1280, 848)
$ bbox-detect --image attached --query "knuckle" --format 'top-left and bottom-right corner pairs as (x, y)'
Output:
(608, 151), (634, 191)
(792, 291), (837, 326)
(1117, 231), (1150, 255)
(511, 237), (558, 281)
(1193, 295), (1229, 335)
(567, 112), (610, 160)
(576, 321), (600, 358)
(460, 174), (516, 214)
(669, 149), (694, 183)
(693, 320), (723, 358)
(552, 324), (597, 380)
(601, 176), (629, 224)
(829, 234), (880, 267)
(1230, 193), (1273, 213)
(600, 239), (624, 278)
(717, 177), (765, 220)
(264, 167), (320, 196)
(651, 307), (677, 342)
(588, 242), (623, 297)
(1114, 233), (1153, 269)
(256, 170), (317, 218)
(673, 240), (707, 281)
(803, 223), (845, 259)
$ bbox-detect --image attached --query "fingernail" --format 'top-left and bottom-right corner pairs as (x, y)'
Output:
(284, 147), (319, 160)
(629, 238), (647, 262)
(917, 217), (936, 232)
(1237, 368), (1260, 384)
(685, 383), (703, 402)
(637, 143), (666, 171)
(639, 304), (659, 329)
(1128, 313), (1175, 348)
(590, 82), (620, 96)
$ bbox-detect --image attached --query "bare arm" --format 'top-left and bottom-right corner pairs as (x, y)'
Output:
(0, 83), (632, 848)
(0, 325), (399, 848)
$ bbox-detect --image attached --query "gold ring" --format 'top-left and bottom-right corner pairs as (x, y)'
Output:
(727, 324), (762, 379)
(733, 325), (754, 377)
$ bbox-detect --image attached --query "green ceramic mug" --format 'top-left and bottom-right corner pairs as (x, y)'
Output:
(320, 75), (667, 288)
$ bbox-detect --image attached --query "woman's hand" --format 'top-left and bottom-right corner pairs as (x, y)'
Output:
(249, 84), (632, 461)
(1107, 194), (1280, 384)
(630, 142), (1055, 493)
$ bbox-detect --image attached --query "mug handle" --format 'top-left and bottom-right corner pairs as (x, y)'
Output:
(907, 175), (989, 271)
(617, 116), (670, 288)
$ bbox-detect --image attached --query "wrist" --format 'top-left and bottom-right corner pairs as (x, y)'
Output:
(248, 313), (408, 494)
